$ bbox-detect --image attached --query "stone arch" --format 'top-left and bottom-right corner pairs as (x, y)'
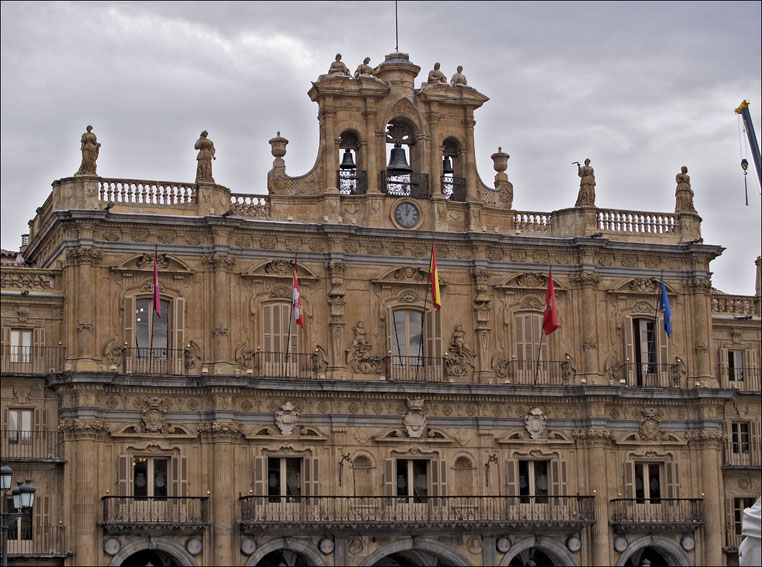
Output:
(615, 535), (692, 567)
(498, 535), (577, 567)
(109, 537), (196, 567)
(244, 537), (329, 567)
(360, 537), (472, 566)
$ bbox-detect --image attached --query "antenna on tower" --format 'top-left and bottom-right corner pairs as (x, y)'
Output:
(395, 0), (399, 52)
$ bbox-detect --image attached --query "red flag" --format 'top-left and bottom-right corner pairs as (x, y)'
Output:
(292, 264), (304, 328)
(429, 245), (441, 311)
(543, 269), (558, 335)
(153, 251), (161, 319)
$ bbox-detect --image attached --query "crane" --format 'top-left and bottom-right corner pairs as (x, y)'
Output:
(735, 100), (762, 188)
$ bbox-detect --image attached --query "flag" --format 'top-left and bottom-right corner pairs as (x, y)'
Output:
(543, 269), (558, 335)
(292, 264), (304, 328)
(152, 250), (161, 319)
(429, 245), (441, 311)
(658, 275), (672, 337)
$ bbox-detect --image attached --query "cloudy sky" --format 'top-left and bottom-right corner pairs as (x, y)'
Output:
(1, 1), (760, 294)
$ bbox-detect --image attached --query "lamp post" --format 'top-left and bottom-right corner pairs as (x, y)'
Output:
(1, 464), (36, 567)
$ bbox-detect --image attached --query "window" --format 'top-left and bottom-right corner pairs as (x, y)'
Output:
(10, 329), (32, 363)
(514, 314), (548, 363)
(624, 316), (669, 386)
(5, 498), (32, 542)
(133, 457), (168, 500)
(8, 409), (32, 444)
(728, 350), (745, 382)
(392, 310), (423, 365)
(734, 497), (756, 537)
(396, 459), (428, 503)
(352, 456), (373, 497)
(135, 298), (169, 357)
(635, 462), (662, 503)
(263, 303), (299, 354)
(519, 460), (549, 503)
(268, 457), (302, 502)
(731, 423), (751, 454)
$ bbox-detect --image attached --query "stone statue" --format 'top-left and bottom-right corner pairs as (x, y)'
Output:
(427, 62), (447, 84)
(354, 57), (374, 79)
(451, 324), (466, 350)
(75, 125), (101, 176)
(195, 130), (216, 183)
(575, 159), (596, 207)
(352, 321), (368, 346)
(328, 53), (351, 77)
(674, 166), (697, 213)
(450, 66), (468, 87)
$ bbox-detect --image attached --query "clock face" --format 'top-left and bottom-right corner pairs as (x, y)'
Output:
(395, 202), (420, 227)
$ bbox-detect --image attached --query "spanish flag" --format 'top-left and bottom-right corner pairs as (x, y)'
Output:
(429, 245), (441, 311)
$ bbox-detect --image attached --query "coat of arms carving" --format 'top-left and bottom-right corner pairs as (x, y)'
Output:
(525, 408), (547, 439)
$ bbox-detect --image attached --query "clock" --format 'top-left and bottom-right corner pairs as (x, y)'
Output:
(394, 201), (420, 228)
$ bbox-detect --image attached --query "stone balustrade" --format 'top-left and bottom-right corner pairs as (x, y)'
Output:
(99, 178), (197, 207)
(514, 211), (552, 234)
(230, 193), (270, 218)
(597, 209), (677, 235)
(0, 267), (60, 291)
(712, 294), (758, 317)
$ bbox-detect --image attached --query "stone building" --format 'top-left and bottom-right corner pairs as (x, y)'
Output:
(1, 51), (760, 567)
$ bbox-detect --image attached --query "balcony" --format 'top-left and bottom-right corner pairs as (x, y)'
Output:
(252, 352), (320, 379)
(240, 495), (595, 534)
(610, 498), (703, 533)
(0, 345), (66, 375)
(718, 365), (760, 392)
(338, 170), (368, 195)
(613, 363), (680, 388)
(724, 441), (761, 468)
(122, 347), (188, 375)
(383, 356), (446, 382)
(498, 360), (575, 385)
(442, 176), (465, 202)
(380, 171), (430, 199)
(5, 525), (68, 558)
(102, 496), (209, 534)
(726, 525), (743, 552)
(0, 430), (63, 462)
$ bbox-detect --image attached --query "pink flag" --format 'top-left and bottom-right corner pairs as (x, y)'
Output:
(543, 269), (558, 335)
(292, 264), (304, 328)
(153, 252), (161, 319)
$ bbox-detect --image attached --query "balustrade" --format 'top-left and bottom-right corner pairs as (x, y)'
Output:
(514, 211), (552, 234)
(597, 209), (677, 234)
(0, 430), (63, 461)
(252, 352), (319, 379)
(610, 498), (703, 532)
(99, 178), (196, 207)
(102, 496), (209, 533)
(4, 525), (67, 557)
(712, 294), (758, 317)
(499, 360), (574, 385)
(230, 193), (270, 217)
(0, 345), (66, 375)
(383, 356), (445, 382)
(613, 363), (680, 388)
(122, 347), (188, 376)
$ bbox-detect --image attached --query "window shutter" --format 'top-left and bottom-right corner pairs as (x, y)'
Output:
(751, 420), (761, 467)
(425, 308), (442, 358)
(173, 297), (185, 352)
(124, 295), (136, 368)
(2, 408), (7, 433)
(383, 458), (394, 498)
(657, 321), (668, 366)
(623, 317), (634, 363)
(118, 455), (131, 496)
(505, 459), (519, 496)
(386, 306), (394, 361)
(550, 459), (568, 496)
(33, 494), (49, 550)
(665, 461), (679, 499)
(171, 456), (188, 497)
(303, 457), (320, 497)
(747, 348), (757, 379)
(254, 456), (266, 496)
(725, 497), (736, 544)
(430, 459), (447, 505)
(623, 460), (635, 499)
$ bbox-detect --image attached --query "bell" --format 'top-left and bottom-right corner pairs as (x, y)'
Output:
(387, 142), (412, 174)
(340, 149), (356, 170)
(442, 155), (454, 175)
(741, 158), (749, 172)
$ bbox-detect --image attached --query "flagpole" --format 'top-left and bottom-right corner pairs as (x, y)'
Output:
(418, 244), (433, 381)
(149, 244), (157, 371)
(285, 253), (297, 375)
(534, 332), (544, 385)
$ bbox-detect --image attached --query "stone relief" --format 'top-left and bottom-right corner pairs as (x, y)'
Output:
(525, 408), (547, 440)
(404, 398), (426, 438)
(444, 325), (475, 378)
(275, 402), (300, 435)
(142, 397), (170, 434)
(638, 408), (662, 441)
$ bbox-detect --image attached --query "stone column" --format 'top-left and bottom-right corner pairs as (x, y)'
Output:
(205, 253), (236, 374)
(584, 430), (613, 566)
(322, 107), (338, 193)
(688, 277), (714, 385)
(428, 108), (442, 199)
(327, 260), (347, 377)
(463, 114), (477, 201)
(472, 268), (493, 382)
(573, 272), (601, 381)
(363, 105), (379, 194)
(693, 431), (724, 566)
(66, 248), (103, 371)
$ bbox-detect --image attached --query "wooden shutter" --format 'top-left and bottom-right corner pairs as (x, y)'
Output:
(430, 459), (447, 505)
(173, 298), (185, 351)
(124, 296), (136, 349)
(33, 494), (50, 550)
(623, 460), (635, 499)
(303, 457), (319, 497)
(657, 321), (668, 366)
(505, 459), (519, 496)
(665, 461), (679, 499)
(254, 456), (266, 496)
(425, 308), (442, 358)
(747, 348), (757, 383)
(118, 455), (131, 496)
(171, 455), (188, 497)
(719, 347), (729, 383)
(383, 459), (395, 497)
(725, 497), (736, 543)
(750, 421), (761, 466)
(623, 317), (634, 363)
(550, 459), (568, 496)
(2, 407), (7, 434)
(1, 327), (10, 362)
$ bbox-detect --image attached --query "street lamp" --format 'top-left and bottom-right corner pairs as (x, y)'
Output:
(1, 464), (36, 567)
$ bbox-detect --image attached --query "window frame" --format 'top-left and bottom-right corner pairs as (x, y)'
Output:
(7, 409), (33, 445)
(132, 456), (169, 500)
(9, 329), (33, 363)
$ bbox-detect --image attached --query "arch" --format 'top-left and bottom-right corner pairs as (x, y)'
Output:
(498, 536), (577, 567)
(109, 537), (196, 567)
(615, 535), (692, 567)
(360, 537), (472, 566)
(244, 537), (329, 567)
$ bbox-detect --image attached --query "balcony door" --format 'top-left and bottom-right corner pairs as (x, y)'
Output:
(389, 308), (442, 381)
(133, 457), (169, 522)
(624, 461), (679, 523)
(514, 313), (549, 383)
(624, 317), (669, 386)
(262, 302), (300, 377)
(5, 497), (32, 554)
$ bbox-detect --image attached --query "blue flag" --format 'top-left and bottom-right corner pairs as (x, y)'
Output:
(658, 275), (672, 337)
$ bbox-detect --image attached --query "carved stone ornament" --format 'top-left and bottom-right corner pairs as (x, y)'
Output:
(275, 402), (300, 435)
(524, 408), (547, 440)
(404, 398), (427, 438)
(638, 408), (661, 441)
(142, 397), (169, 434)
(445, 325), (476, 377)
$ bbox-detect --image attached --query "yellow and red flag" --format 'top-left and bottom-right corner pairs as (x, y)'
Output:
(429, 245), (441, 311)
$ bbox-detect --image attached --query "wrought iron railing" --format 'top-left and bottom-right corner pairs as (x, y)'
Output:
(499, 360), (575, 385)
(338, 170), (368, 195)
(726, 524), (743, 551)
(240, 495), (595, 532)
(102, 496), (209, 533)
(0, 430), (63, 461)
(724, 436), (762, 467)
(122, 347), (188, 375)
(442, 176), (465, 201)
(383, 356), (446, 382)
(718, 365), (760, 392)
(613, 363), (680, 388)
(610, 498), (703, 532)
(380, 171), (430, 199)
(0, 346), (66, 375)
(252, 352), (319, 379)
(5, 525), (67, 557)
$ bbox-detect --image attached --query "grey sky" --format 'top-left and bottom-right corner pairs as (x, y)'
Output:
(2, 1), (760, 294)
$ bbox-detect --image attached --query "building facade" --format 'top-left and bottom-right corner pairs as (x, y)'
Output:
(1, 51), (760, 567)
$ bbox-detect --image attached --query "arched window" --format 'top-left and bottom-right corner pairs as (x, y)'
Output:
(441, 137), (465, 201)
(383, 118), (427, 198)
(352, 455), (373, 497)
(453, 456), (474, 495)
(338, 131), (366, 195)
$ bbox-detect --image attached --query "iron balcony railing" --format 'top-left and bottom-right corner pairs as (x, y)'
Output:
(383, 355), (446, 382)
(442, 176), (466, 202)
(726, 524), (743, 551)
(718, 365), (760, 392)
(610, 498), (704, 533)
(613, 363), (680, 388)
(5, 525), (67, 557)
(724, 438), (761, 467)
(380, 171), (430, 199)
(337, 170), (368, 195)
(240, 495), (595, 533)
(102, 496), (209, 533)
(122, 347), (187, 375)
(0, 345), (66, 375)
(0, 430), (63, 461)
(501, 360), (575, 385)
(252, 352), (319, 379)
